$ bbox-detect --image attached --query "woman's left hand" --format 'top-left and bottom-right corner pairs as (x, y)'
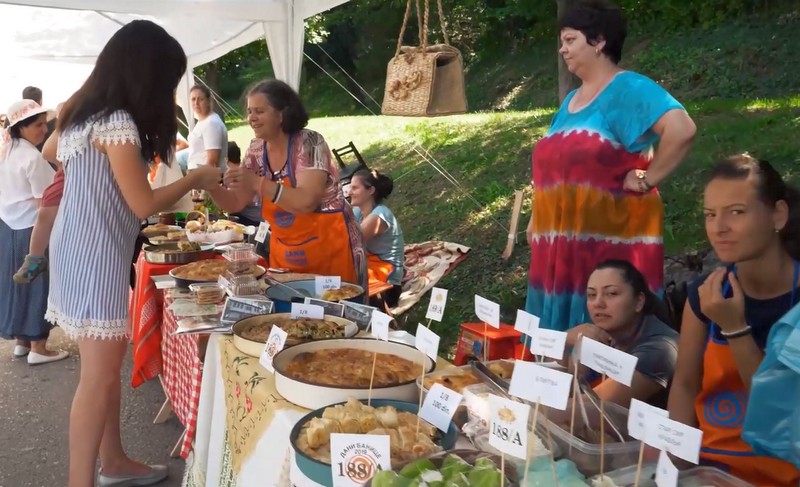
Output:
(622, 169), (651, 193)
(698, 268), (746, 333)
(224, 166), (261, 195)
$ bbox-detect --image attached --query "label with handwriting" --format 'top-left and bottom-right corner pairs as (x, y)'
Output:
(474, 294), (500, 328)
(414, 324), (440, 361)
(514, 309), (540, 336)
(290, 303), (324, 320)
(644, 414), (703, 465)
(628, 398), (668, 441)
(579, 336), (639, 386)
(419, 383), (462, 432)
(315, 275), (342, 296)
(508, 360), (572, 410)
(529, 328), (567, 361)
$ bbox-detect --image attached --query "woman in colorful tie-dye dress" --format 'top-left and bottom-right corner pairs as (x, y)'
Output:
(525, 1), (696, 331)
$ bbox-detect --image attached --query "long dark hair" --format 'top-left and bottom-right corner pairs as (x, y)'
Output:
(708, 154), (800, 261)
(58, 20), (187, 163)
(594, 259), (671, 324)
(354, 169), (394, 204)
(9, 113), (46, 140)
(247, 80), (309, 133)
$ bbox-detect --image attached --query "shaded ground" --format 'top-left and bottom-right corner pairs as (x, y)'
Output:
(0, 328), (185, 487)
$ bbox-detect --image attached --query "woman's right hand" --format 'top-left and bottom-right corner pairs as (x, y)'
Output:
(188, 165), (221, 191)
(566, 323), (613, 348)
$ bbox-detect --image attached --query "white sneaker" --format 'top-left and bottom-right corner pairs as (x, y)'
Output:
(27, 350), (69, 365)
(12, 345), (30, 357)
(97, 464), (168, 486)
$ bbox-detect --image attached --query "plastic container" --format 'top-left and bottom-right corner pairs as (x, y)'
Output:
(189, 282), (226, 305)
(224, 242), (256, 261)
(219, 272), (261, 297)
(225, 257), (258, 275)
(590, 465), (755, 487)
(534, 396), (640, 477)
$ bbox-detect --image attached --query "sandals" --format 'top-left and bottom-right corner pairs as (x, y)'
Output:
(12, 255), (47, 284)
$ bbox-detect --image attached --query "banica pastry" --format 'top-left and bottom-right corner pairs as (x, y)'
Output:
(284, 348), (418, 388)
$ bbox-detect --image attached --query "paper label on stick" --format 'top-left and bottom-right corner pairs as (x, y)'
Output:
(529, 328), (567, 360)
(474, 294), (500, 328)
(579, 336), (639, 386)
(255, 221), (269, 243)
(329, 433), (391, 487)
(414, 324), (440, 361)
(628, 399), (669, 441)
(508, 361), (572, 411)
(655, 451), (679, 487)
(315, 275), (342, 296)
(514, 309), (540, 336)
(259, 325), (287, 373)
(419, 383), (462, 432)
(488, 394), (530, 460)
(369, 310), (392, 341)
(290, 303), (324, 319)
(644, 414), (703, 465)
(303, 297), (345, 317)
(425, 287), (448, 322)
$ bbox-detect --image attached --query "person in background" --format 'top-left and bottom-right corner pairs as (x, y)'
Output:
(525, 0), (696, 332)
(22, 86), (56, 152)
(44, 20), (219, 486)
(669, 154), (800, 485)
(210, 79), (367, 292)
(560, 259), (677, 408)
(225, 141), (262, 228)
(0, 99), (67, 365)
(175, 130), (189, 173)
(0, 114), (7, 128)
(348, 169), (405, 308)
(186, 84), (227, 171)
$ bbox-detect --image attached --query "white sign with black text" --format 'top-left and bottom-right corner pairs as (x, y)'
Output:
(370, 310), (392, 341)
(255, 221), (270, 243)
(414, 324), (440, 361)
(655, 451), (679, 487)
(315, 275), (342, 296)
(514, 309), (540, 336)
(529, 328), (568, 361)
(419, 383), (462, 432)
(579, 336), (639, 386)
(474, 294), (500, 328)
(303, 297), (345, 317)
(329, 433), (391, 487)
(259, 325), (288, 373)
(644, 414), (703, 465)
(628, 399), (669, 441)
(488, 394), (530, 460)
(425, 287), (448, 322)
(290, 303), (325, 320)
(508, 360), (572, 410)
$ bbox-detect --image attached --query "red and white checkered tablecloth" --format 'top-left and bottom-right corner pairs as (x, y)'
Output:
(160, 295), (204, 459)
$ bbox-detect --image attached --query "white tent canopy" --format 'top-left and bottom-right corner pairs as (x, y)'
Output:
(0, 0), (349, 118)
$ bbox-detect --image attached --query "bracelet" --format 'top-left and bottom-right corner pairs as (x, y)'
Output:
(273, 184), (284, 204)
(720, 325), (752, 339)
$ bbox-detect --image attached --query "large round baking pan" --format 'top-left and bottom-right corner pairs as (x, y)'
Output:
(231, 313), (358, 356)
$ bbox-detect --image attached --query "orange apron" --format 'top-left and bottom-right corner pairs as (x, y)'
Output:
(259, 138), (358, 284)
(695, 264), (800, 486)
(367, 253), (395, 284)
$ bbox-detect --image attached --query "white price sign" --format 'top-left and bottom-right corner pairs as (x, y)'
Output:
(514, 309), (540, 336)
(315, 275), (342, 296)
(290, 303), (325, 320)
(644, 414), (703, 465)
(474, 294), (500, 328)
(579, 336), (639, 386)
(488, 394), (530, 460)
(303, 297), (345, 317)
(529, 328), (567, 360)
(419, 383), (462, 432)
(259, 325), (288, 373)
(628, 399), (669, 441)
(255, 221), (270, 243)
(508, 361), (573, 411)
(414, 323), (440, 361)
(425, 287), (448, 322)
(370, 310), (392, 341)
(329, 433), (391, 487)
(655, 451), (679, 487)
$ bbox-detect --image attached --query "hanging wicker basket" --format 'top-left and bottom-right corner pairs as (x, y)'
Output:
(381, 0), (467, 117)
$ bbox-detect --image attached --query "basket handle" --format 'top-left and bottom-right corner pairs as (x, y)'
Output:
(393, 0), (452, 58)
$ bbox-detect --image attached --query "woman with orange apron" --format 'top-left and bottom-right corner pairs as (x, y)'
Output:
(208, 79), (366, 292)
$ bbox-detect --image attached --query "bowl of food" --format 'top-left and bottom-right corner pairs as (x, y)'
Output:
(273, 338), (436, 410)
(186, 219), (245, 245)
(369, 450), (519, 487)
(231, 313), (358, 356)
(266, 279), (365, 312)
(291, 398), (458, 486)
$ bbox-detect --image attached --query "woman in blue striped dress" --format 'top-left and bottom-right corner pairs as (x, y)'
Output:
(44, 21), (220, 487)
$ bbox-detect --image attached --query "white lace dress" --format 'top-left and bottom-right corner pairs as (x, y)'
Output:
(45, 110), (142, 340)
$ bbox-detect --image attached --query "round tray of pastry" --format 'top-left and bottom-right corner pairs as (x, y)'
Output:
(169, 258), (265, 287)
(232, 313), (359, 356)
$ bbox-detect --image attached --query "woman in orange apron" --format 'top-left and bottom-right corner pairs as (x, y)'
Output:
(208, 79), (367, 292)
(669, 154), (800, 485)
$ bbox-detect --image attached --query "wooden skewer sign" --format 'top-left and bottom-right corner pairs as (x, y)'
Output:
(368, 311), (392, 406)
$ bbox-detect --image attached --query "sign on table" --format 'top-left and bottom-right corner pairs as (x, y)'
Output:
(342, 301), (378, 329)
(579, 336), (639, 386)
(529, 328), (567, 360)
(290, 303), (325, 320)
(655, 451), (679, 487)
(221, 297), (274, 324)
(255, 221), (270, 243)
(514, 309), (540, 336)
(419, 383), (462, 432)
(415, 324), (440, 361)
(329, 433), (391, 487)
(508, 360), (572, 410)
(259, 325), (288, 373)
(474, 294), (500, 328)
(488, 394), (530, 460)
(303, 297), (345, 317)
(644, 414), (703, 465)
(370, 310), (392, 341)
(628, 399), (669, 441)
(425, 287), (448, 322)
(315, 275), (342, 296)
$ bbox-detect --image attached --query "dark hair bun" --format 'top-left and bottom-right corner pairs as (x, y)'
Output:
(354, 169), (394, 203)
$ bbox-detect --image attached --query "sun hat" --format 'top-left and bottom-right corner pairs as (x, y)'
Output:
(6, 99), (48, 128)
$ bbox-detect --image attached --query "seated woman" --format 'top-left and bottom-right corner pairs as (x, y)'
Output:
(349, 169), (405, 308)
(669, 154), (800, 485)
(562, 259), (678, 408)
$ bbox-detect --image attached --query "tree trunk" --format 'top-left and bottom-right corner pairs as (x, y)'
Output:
(556, 0), (581, 103)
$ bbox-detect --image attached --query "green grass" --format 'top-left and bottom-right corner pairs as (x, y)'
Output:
(226, 96), (800, 359)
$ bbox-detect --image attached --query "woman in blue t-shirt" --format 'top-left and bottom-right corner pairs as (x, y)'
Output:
(349, 169), (405, 307)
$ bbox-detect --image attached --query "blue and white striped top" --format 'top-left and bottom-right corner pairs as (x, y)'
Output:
(46, 110), (142, 341)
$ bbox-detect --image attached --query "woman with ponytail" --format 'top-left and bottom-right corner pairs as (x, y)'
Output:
(668, 154), (800, 485)
(348, 169), (405, 307)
